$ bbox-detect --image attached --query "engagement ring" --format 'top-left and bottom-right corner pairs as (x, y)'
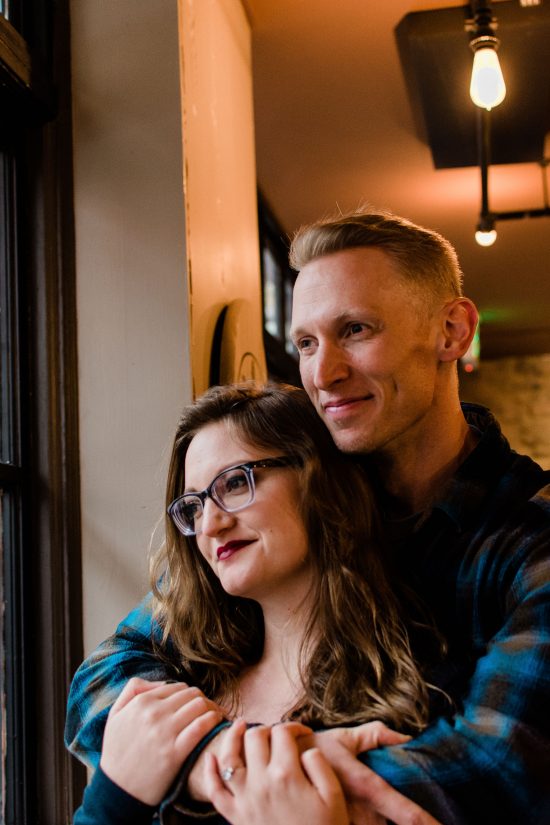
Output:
(220, 766), (236, 782)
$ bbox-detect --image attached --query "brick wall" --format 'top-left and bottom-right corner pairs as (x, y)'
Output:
(460, 353), (550, 470)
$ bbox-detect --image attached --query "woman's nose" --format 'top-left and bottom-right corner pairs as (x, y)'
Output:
(199, 496), (235, 536)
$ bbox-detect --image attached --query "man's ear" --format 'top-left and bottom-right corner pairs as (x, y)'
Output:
(436, 298), (479, 362)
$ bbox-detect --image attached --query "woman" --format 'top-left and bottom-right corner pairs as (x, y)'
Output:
(74, 382), (439, 825)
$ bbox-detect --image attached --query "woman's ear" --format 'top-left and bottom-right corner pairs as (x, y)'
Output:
(436, 298), (479, 362)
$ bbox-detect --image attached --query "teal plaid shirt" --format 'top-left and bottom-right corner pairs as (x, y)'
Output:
(66, 405), (550, 824)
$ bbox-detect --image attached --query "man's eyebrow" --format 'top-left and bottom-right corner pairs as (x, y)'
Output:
(289, 324), (307, 342)
(291, 311), (376, 340)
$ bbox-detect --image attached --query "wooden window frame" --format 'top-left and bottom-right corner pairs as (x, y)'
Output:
(1, 2), (86, 822)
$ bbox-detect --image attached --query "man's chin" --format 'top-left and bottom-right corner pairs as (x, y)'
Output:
(329, 426), (376, 455)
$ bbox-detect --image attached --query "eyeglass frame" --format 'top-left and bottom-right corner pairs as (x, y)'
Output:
(168, 456), (301, 536)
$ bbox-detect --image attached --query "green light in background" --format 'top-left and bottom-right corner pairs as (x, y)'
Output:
(479, 307), (516, 324)
(461, 321), (480, 373)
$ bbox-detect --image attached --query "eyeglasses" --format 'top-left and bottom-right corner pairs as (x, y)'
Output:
(168, 456), (300, 536)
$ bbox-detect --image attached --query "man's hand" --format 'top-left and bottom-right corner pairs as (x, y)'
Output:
(298, 723), (442, 825)
(100, 677), (224, 806)
(191, 720), (441, 825)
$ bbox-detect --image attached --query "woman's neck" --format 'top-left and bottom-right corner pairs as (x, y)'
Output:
(234, 596), (313, 724)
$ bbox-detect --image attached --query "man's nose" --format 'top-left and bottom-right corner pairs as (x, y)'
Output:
(199, 496), (235, 537)
(312, 341), (350, 390)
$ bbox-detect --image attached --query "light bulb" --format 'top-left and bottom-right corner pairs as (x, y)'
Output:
(475, 228), (497, 247)
(470, 46), (506, 110)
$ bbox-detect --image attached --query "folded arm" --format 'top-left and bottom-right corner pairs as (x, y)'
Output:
(65, 594), (177, 768)
(66, 499), (550, 823)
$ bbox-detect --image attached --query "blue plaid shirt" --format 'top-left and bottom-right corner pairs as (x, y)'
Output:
(66, 405), (550, 824)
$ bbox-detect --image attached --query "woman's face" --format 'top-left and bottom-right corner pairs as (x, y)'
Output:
(184, 420), (311, 605)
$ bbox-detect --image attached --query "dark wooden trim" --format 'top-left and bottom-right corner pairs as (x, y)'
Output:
(0, 463), (23, 484)
(23, 1), (87, 817)
(0, 8), (54, 126)
(0, 12), (31, 87)
(2, 1), (86, 821)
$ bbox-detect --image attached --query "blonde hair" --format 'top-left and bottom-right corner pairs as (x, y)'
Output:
(290, 208), (463, 305)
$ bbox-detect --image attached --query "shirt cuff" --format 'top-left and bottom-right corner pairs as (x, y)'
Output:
(74, 764), (156, 825)
(160, 720), (232, 819)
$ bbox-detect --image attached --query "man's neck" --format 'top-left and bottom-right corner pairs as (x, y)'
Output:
(373, 408), (478, 518)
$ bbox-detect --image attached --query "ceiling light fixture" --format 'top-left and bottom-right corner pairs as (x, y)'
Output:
(467, 1), (506, 111)
(468, 1), (550, 245)
(474, 108), (550, 247)
(476, 218), (497, 246)
(395, 2), (550, 246)
(470, 42), (506, 110)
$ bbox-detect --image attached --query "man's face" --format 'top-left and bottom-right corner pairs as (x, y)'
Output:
(290, 247), (443, 457)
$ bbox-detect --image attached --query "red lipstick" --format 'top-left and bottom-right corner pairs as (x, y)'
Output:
(217, 540), (254, 561)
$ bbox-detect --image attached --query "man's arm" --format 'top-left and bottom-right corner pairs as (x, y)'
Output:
(65, 593), (178, 768)
(309, 520), (550, 825)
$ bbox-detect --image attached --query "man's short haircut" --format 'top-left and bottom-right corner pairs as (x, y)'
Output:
(289, 209), (464, 302)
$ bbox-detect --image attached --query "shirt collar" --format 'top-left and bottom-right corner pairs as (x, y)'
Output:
(433, 402), (535, 533)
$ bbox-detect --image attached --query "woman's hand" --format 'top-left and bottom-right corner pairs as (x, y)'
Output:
(99, 677), (224, 806)
(204, 719), (350, 825)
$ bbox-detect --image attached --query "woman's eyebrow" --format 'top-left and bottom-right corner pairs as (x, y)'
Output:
(183, 460), (249, 494)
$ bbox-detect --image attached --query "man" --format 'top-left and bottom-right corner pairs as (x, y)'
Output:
(66, 211), (550, 824)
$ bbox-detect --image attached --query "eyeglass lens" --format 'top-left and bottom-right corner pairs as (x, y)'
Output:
(179, 466), (253, 533)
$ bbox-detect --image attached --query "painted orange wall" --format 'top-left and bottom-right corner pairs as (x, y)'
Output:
(178, 0), (267, 396)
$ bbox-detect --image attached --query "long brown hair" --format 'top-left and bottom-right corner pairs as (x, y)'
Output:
(151, 382), (430, 731)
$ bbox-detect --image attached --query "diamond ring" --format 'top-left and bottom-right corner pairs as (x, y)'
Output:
(220, 766), (236, 782)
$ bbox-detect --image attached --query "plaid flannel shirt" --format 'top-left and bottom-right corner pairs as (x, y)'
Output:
(66, 404), (550, 824)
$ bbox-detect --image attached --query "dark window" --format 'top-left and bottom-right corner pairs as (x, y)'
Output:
(0, 142), (26, 820)
(0, 2), (85, 822)
(258, 192), (301, 386)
